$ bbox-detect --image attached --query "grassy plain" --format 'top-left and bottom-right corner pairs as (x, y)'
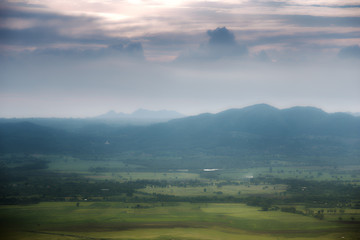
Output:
(1, 202), (357, 240)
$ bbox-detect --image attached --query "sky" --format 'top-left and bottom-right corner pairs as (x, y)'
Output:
(0, 0), (359, 117)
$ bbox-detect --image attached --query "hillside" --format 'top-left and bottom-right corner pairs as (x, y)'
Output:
(0, 104), (359, 168)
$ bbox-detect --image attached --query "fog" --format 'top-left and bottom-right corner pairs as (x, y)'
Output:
(1, 55), (359, 118)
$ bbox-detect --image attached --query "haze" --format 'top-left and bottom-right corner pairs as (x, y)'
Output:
(0, 0), (359, 118)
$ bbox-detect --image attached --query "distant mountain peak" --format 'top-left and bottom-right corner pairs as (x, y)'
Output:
(246, 103), (275, 109)
(103, 110), (118, 116)
(242, 103), (279, 111)
(96, 109), (185, 120)
(285, 106), (326, 112)
(96, 110), (127, 119)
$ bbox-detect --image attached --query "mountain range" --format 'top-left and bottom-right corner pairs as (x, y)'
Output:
(0, 104), (359, 168)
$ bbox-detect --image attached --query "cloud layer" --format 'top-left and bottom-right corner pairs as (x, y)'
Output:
(1, 0), (359, 61)
(0, 0), (359, 117)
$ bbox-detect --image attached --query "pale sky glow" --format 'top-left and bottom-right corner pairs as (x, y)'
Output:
(0, 0), (359, 117)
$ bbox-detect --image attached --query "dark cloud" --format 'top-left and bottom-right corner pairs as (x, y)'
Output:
(0, 25), (131, 47)
(338, 45), (360, 59)
(206, 27), (247, 59)
(10, 41), (145, 61)
(177, 27), (247, 62)
(0, 25), (146, 59)
(0, 7), (105, 46)
(0, 6), (144, 60)
(207, 27), (236, 46)
(0, 6), (83, 21)
(0, 27), (70, 46)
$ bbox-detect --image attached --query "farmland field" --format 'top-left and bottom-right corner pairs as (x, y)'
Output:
(1, 154), (360, 239)
(1, 202), (359, 240)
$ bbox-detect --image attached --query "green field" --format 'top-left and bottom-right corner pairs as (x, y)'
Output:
(1, 202), (358, 240)
(1, 154), (360, 239)
(43, 156), (360, 183)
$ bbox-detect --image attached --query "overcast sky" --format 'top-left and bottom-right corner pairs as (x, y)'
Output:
(0, 0), (359, 117)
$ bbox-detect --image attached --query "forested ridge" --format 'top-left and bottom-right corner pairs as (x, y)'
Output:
(1, 104), (359, 167)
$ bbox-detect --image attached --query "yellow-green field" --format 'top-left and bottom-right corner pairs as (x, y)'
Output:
(1, 202), (359, 240)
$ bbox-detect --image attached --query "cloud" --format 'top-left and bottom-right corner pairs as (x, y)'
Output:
(0, 0), (359, 118)
(338, 45), (360, 59)
(254, 50), (271, 62)
(275, 15), (360, 28)
(233, 28), (360, 63)
(254, 0), (360, 9)
(309, 4), (360, 9)
(107, 42), (144, 59)
(177, 27), (248, 62)
(0, 6), (144, 60)
(0, 27), (70, 46)
(207, 27), (236, 46)
(9, 41), (145, 61)
(0, 7), (103, 46)
(0, 0), (45, 9)
(2, 0), (360, 63)
(237, 30), (360, 50)
(0, 5), (87, 22)
(206, 27), (248, 59)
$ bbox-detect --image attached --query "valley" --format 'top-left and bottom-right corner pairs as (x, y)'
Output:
(1, 105), (359, 239)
